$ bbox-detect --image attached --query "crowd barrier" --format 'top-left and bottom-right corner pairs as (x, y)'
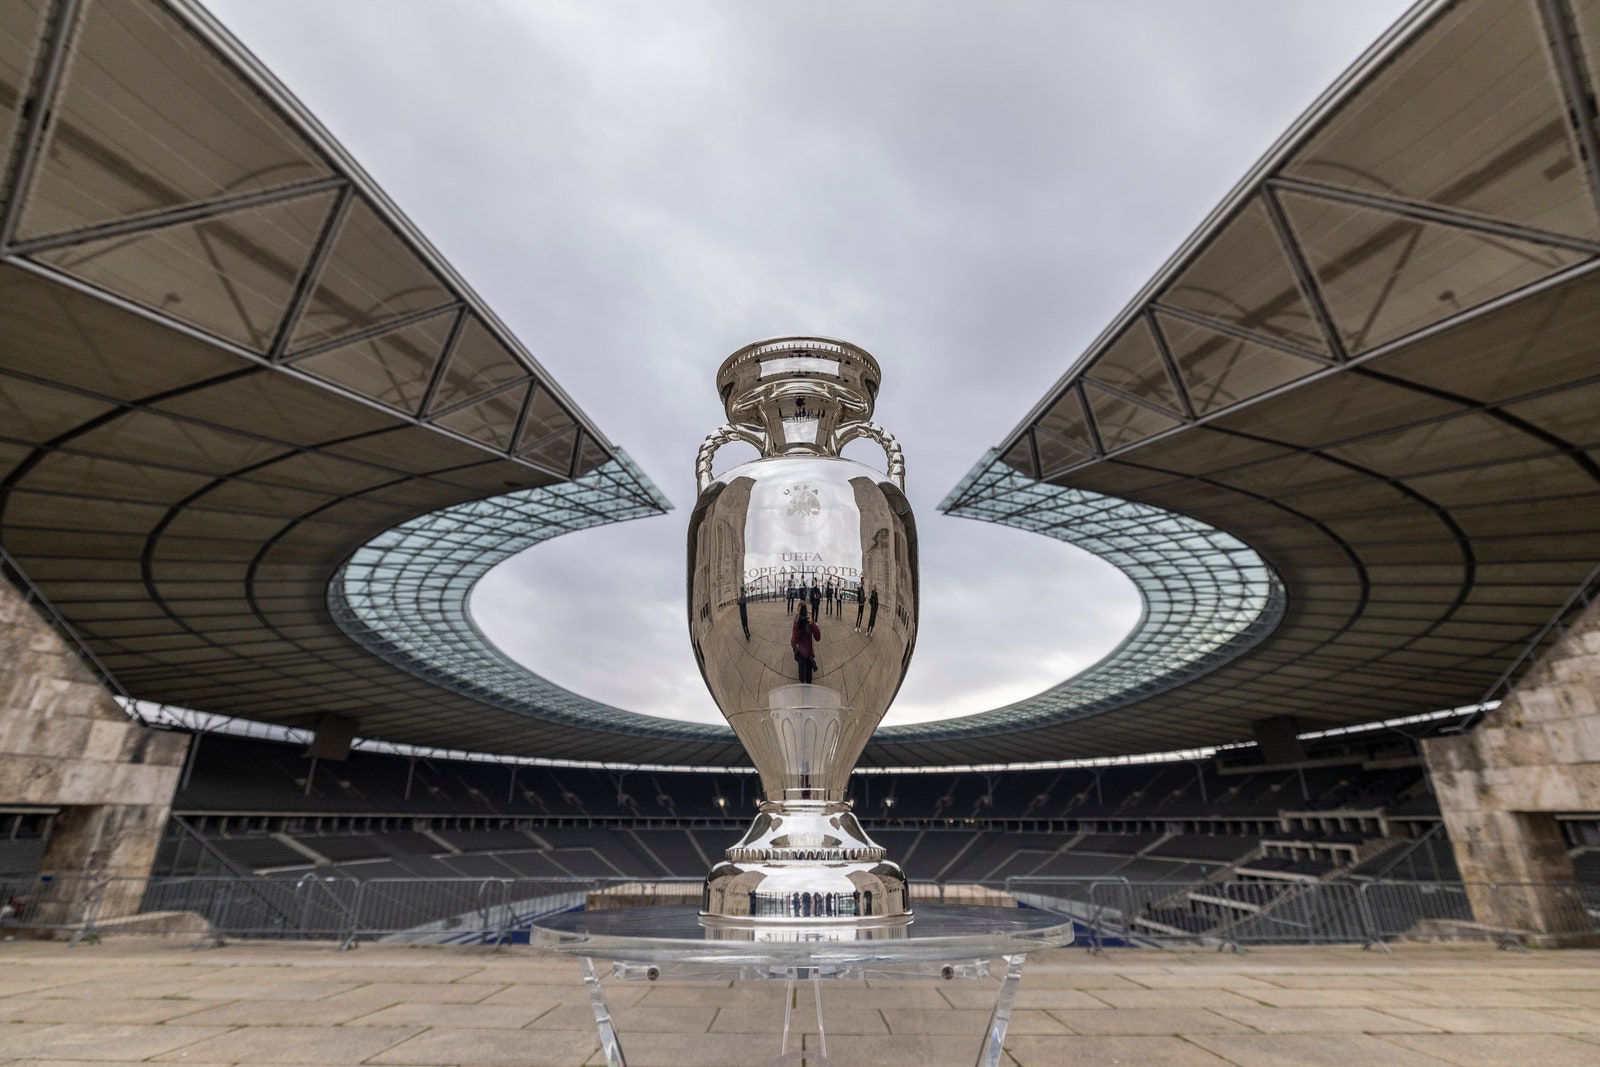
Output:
(1, 873), (1595, 950)
(1006, 876), (1600, 950)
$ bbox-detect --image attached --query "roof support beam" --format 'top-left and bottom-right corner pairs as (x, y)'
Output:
(0, 0), (82, 249)
(1260, 187), (1351, 363)
(268, 183), (354, 362)
(1150, 302), (1337, 365)
(1267, 174), (1600, 256)
(1535, 0), (1600, 226)
(417, 307), (469, 416)
(282, 300), (463, 363)
(1146, 310), (1197, 420)
(5, 175), (348, 255)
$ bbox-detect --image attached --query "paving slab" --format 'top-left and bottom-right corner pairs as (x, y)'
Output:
(1048, 1008), (1255, 1035)
(1212, 1006), (1441, 1033)
(1380, 1032), (1600, 1066)
(1185, 1032), (1454, 1066)
(319, 981), (506, 1006)
(368, 1028), (598, 1067)
(709, 1005), (888, 1034)
(1, 1023), (232, 1061)
(0, 995), (217, 1025)
(1378, 1006), (1594, 1032)
(348, 1002), (553, 1029)
(939, 985), (1104, 1010)
(1122, 972), (1283, 990)
(1086, 987), (1264, 1009)
(529, 1003), (716, 1034)
(158, 997), (391, 1026)
(575, 1031), (776, 1066)
(1007, 1034), (1235, 1065)
(882, 1007), (1069, 1035)
(148, 1024), (423, 1064)
(1383, 987), (1564, 1007)
(479, 983), (644, 1009)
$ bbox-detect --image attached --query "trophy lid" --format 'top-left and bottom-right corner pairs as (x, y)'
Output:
(717, 337), (881, 455)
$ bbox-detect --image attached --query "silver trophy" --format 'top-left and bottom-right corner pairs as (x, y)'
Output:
(689, 337), (918, 924)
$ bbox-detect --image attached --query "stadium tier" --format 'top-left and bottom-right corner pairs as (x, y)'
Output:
(63, 728), (1575, 895)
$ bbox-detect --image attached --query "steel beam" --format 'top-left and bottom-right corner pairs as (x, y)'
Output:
(282, 299), (464, 363)
(268, 184), (354, 361)
(6, 175), (348, 255)
(0, 0), (83, 249)
(1268, 174), (1600, 256)
(1149, 302), (1336, 365)
(417, 307), (470, 416)
(1145, 309), (1198, 420)
(1260, 187), (1351, 362)
(1536, 0), (1600, 226)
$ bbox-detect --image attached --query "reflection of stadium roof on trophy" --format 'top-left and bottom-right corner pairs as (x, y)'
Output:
(927, 0), (1600, 762)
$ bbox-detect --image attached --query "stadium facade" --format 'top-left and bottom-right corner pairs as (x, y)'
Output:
(2, 0), (1599, 934)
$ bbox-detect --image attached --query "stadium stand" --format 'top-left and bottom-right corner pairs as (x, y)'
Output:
(114, 727), (1597, 895)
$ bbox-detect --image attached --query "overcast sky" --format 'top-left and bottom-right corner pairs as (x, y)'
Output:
(209, 0), (1413, 728)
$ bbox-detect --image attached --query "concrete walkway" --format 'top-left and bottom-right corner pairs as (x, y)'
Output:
(2, 939), (1599, 1065)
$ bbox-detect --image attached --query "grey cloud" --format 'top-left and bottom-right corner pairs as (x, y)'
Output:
(208, 0), (1412, 733)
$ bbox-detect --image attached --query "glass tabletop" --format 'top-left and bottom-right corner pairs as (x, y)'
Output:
(528, 904), (1073, 966)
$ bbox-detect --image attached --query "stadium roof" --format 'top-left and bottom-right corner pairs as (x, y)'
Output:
(0, 0), (731, 763)
(927, 0), (1600, 761)
(5, 0), (1600, 769)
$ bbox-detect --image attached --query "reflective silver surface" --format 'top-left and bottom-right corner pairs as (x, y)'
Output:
(688, 337), (918, 921)
(529, 904), (1072, 962)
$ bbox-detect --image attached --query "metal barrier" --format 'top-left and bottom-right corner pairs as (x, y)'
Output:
(3, 872), (1596, 950)
(1489, 881), (1600, 947)
(1360, 880), (1488, 943)
(1015, 876), (1600, 950)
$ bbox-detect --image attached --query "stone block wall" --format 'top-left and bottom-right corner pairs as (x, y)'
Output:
(0, 572), (188, 919)
(1423, 595), (1600, 935)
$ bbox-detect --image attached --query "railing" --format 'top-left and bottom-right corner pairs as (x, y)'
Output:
(1007, 877), (1600, 951)
(1, 873), (1595, 951)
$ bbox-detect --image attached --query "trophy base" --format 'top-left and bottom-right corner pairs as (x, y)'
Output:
(699, 800), (911, 922)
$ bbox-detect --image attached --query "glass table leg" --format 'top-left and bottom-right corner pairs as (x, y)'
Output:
(974, 953), (1026, 1067)
(812, 974), (827, 1062)
(582, 956), (627, 1067)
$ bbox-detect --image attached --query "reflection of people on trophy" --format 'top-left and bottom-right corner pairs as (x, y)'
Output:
(791, 605), (821, 684)
(785, 575), (796, 614)
(854, 583), (866, 631)
(808, 578), (821, 618)
(823, 577), (835, 618)
(866, 586), (880, 635)
(737, 583), (750, 641)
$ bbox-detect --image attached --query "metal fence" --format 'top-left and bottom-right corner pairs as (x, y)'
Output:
(1006, 877), (1600, 950)
(2, 872), (1596, 950)
(0, 873), (698, 947)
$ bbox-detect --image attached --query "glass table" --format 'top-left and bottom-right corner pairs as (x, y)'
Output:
(529, 904), (1074, 1067)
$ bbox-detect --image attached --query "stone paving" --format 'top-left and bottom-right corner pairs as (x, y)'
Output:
(2, 939), (1599, 1065)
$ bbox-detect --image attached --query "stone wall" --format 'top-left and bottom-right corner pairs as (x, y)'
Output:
(1423, 595), (1600, 935)
(0, 572), (188, 920)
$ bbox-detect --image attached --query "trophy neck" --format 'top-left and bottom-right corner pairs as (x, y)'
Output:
(744, 383), (859, 458)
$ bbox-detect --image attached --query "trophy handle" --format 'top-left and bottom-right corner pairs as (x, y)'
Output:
(695, 424), (764, 494)
(838, 422), (906, 491)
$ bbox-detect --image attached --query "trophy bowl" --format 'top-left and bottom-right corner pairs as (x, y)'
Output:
(688, 337), (918, 923)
